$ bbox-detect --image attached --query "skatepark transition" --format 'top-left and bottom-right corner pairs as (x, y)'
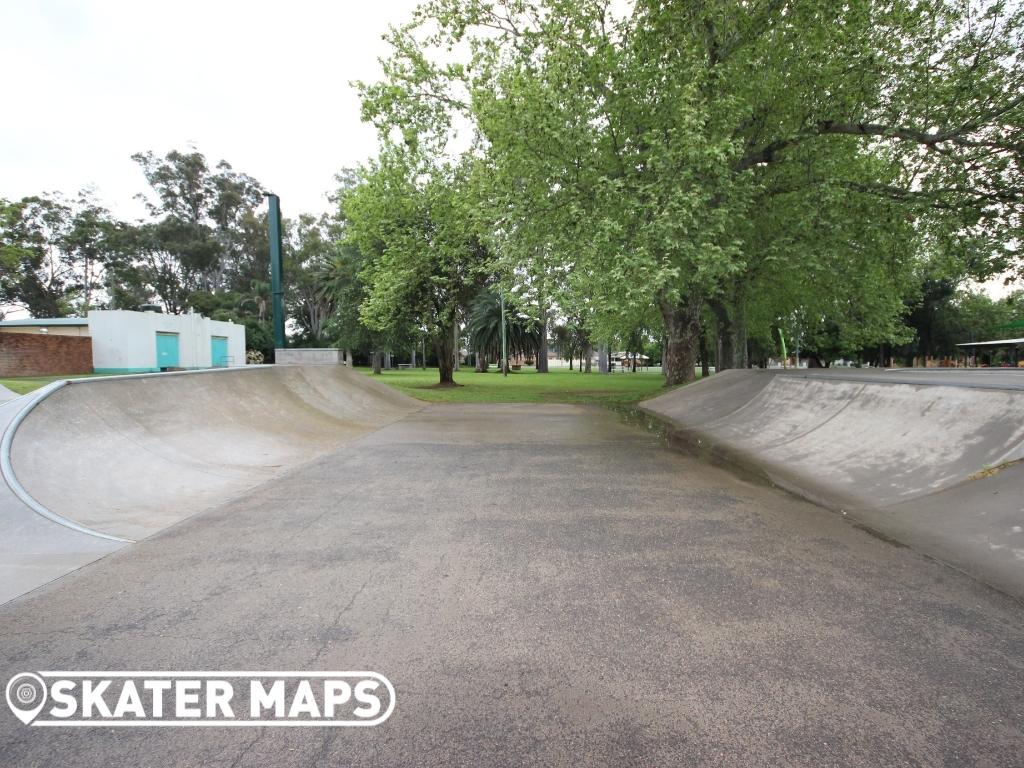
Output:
(641, 369), (1024, 597)
(0, 365), (420, 603)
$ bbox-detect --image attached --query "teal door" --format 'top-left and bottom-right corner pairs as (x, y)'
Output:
(210, 336), (229, 367)
(156, 332), (180, 369)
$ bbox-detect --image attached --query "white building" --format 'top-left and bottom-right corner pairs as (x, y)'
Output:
(0, 309), (246, 373)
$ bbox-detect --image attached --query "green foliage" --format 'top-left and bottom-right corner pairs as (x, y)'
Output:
(0, 193), (121, 317)
(286, 213), (341, 345)
(341, 145), (493, 382)
(113, 150), (266, 314)
(466, 290), (541, 360)
(359, 367), (671, 404)
(1, 147), (337, 362)
(929, 289), (1024, 356)
(360, 0), (1024, 382)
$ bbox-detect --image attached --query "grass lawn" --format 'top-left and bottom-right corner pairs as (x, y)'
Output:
(358, 366), (683, 405)
(1, 367), (687, 406)
(0, 372), (122, 395)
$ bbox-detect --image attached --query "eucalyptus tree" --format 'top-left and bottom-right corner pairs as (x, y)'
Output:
(1, 195), (77, 317)
(126, 149), (265, 312)
(1, 193), (122, 317)
(361, 0), (1023, 384)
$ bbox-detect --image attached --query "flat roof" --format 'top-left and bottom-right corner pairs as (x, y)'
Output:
(956, 338), (1024, 347)
(0, 318), (87, 326)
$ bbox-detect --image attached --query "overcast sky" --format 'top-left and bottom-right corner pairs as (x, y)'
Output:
(1, 1), (1015, 302)
(0, 0), (420, 220)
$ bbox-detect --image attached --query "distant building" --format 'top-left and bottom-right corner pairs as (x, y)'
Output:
(0, 309), (246, 375)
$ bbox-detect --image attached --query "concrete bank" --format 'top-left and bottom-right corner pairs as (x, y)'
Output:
(640, 369), (1024, 597)
(0, 365), (420, 602)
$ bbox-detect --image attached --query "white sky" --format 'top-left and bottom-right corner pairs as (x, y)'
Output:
(0, 0), (421, 220)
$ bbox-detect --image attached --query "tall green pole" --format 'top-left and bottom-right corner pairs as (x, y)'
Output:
(500, 292), (508, 377)
(267, 193), (286, 350)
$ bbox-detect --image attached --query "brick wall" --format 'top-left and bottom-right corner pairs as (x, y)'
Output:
(0, 334), (93, 376)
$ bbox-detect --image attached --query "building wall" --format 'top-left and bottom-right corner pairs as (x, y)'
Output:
(0, 325), (90, 336)
(0, 333), (93, 376)
(88, 310), (246, 373)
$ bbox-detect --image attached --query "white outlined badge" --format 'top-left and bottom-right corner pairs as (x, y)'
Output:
(5, 671), (395, 727)
(6, 673), (48, 724)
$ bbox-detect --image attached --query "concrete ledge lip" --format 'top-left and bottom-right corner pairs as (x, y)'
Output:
(274, 348), (345, 365)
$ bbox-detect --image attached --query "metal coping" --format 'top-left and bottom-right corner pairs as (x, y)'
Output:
(0, 381), (132, 543)
(0, 365), (305, 545)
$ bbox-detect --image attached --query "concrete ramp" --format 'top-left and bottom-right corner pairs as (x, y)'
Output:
(0, 398), (125, 605)
(641, 370), (1024, 596)
(0, 365), (420, 602)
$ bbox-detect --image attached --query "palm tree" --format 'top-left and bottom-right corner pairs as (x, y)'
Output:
(466, 291), (541, 371)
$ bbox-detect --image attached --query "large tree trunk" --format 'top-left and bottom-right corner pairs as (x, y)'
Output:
(371, 351), (382, 375)
(709, 297), (749, 369)
(584, 343), (592, 373)
(411, 348), (417, 368)
(734, 300), (749, 368)
(344, 348), (352, 366)
(710, 299), (734, 371)
(537, 306), (549, 373)
(475, 349), (485, 372)
(699, 323), (710, 378)
(660, 296), (703, 386)
(598, 345), (609, 373)
(435, 328), (455, 385)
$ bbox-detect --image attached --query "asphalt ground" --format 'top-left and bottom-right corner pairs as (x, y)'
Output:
(1, 403), (1022, 766)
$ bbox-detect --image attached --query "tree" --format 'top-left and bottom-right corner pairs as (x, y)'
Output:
(466, 290), (542, 367)
(1, 193), (122, 317)
(361, 0), (1023, 384)
(342, 147), (491, 385)
(288, 214), (340, 345)
(120, 149), (266, 313)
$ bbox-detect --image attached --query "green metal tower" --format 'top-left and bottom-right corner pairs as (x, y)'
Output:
(267, 193), (286, 351)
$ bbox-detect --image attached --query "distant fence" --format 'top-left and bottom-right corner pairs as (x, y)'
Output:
(0, 333), (93, 377)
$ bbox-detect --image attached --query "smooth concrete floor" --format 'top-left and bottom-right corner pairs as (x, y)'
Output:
(1, 403), (1022, 767)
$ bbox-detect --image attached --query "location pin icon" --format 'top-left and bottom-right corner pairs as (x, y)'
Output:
(6, 673), (47, 725)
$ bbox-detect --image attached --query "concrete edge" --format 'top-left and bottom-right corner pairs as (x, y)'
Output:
(60, 364), (274, 386)
(0, 364), (380, 547)
(0, 381), (134, 543)
(634, 403), (1024, 602)
(636, 403), (863, 512)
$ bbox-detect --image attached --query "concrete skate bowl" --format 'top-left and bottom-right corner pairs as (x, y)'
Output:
(6, 366), (420, 542)
(641, 369), (1024, 596)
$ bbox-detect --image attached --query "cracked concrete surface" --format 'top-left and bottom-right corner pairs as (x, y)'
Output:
(0, 403), (1022, 766)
